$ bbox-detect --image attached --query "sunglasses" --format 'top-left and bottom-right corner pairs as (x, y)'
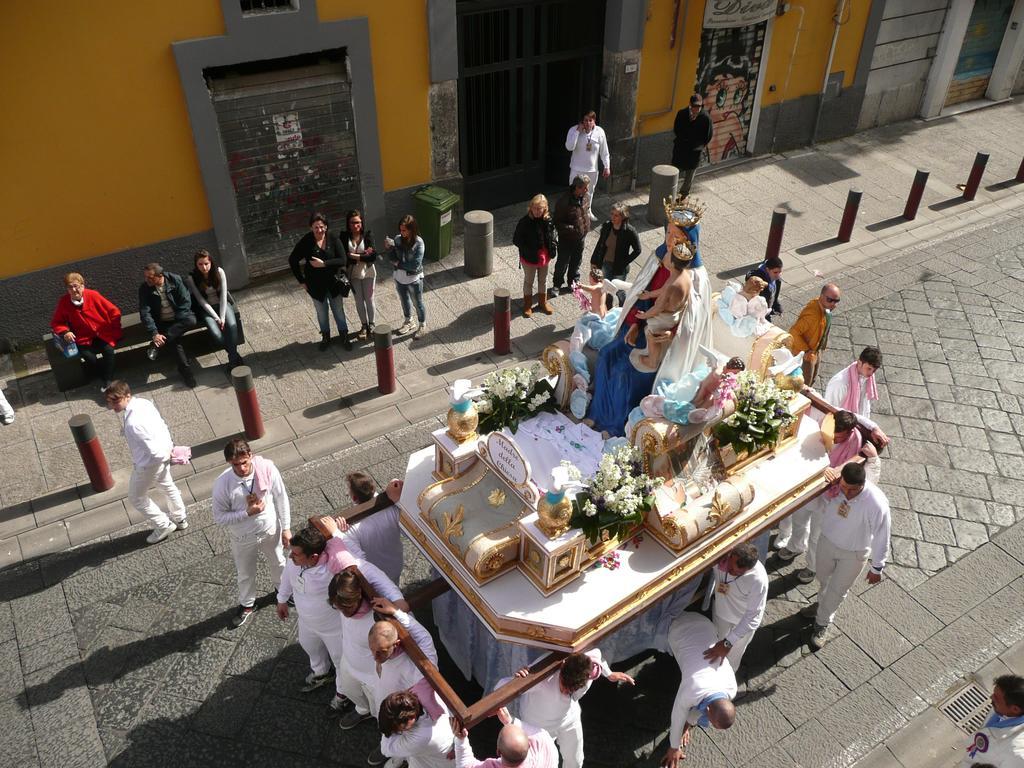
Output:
(824, 296), (841, 304)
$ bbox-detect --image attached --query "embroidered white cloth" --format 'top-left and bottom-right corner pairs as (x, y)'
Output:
(515, 411), (605, 484)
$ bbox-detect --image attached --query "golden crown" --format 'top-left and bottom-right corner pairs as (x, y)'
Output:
(663, 195), (707, 229)
(672, 238), (695, 261)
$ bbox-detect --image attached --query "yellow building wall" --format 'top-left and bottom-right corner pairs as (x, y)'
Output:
(636, 0), (872, 135)
(0, 0), (433, 280)
(319, 0), (433, 193)
(0, 0), (224, 279)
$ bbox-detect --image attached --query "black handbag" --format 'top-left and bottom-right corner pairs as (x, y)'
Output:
(332, 270), (352, 297)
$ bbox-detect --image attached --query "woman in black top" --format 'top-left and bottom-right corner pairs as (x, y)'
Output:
(590, 202), (642, 285)
(512, 194), (558, 317)
(288, 212), (351, 351)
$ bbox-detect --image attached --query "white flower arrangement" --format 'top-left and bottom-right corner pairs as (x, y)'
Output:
(564, 446), (662, 545)
(713, 371), (795, 455)
(476, 365), (556, 434)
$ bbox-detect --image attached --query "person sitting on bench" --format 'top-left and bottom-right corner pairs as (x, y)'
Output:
(139, 262), (198, 388)
(50, 272), (122, 393)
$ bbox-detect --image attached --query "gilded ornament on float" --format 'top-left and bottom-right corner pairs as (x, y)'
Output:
(488, 488), (506, 507)
(442, 505), (465, 542)
(446, 400), (479, 443)
(536, 488), (573, 539)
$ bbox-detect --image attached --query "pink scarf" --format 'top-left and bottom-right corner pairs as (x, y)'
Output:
(841, 362), (878, 414)
(252, 456), (276, 497)
(826, 429), (863, 498)
(411, 677), (447, 721)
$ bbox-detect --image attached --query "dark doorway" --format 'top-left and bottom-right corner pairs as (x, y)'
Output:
(457, 0), (605, 211)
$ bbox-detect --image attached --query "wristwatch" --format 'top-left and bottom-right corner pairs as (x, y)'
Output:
(722, 638), (733, 650)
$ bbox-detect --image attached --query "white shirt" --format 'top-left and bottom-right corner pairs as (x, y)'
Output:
(276, 531), (402, 634)
(377, 609), (439, 703)
(565, 124), (610, 174)
(824, 368), (880, 432)
(352, 505), (404, 585)
(381, 713), (455, 768)
(211, 460), (291, 540)
(121, 397), (173, 467)
(819, 481), (891, 572)
(496, 649), (612, 731)
(960, 713), (1024, 766)
(709, 562), (768, 646)
(667, 613), (736, 750)
(337, 553), (407, 684)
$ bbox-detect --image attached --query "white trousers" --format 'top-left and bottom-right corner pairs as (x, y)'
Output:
(814, 535), (868, 626)
(542, 714), (584, 768)
(777, 499), (823, 572)
(129, 461), (187, 531)
(569, 167), (598, 217)
(712, 611), (754, 671)
(340, 659), (379, 717)
(0, 389), (13, 420)
(229, 532), (285, 608)
(298, 620), (345, 695)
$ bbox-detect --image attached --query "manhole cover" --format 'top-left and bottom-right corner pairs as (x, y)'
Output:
(939, 681), (992, 734)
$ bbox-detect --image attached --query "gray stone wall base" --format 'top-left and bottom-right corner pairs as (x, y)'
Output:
(600, 49), (641, 195)
(859, 81), (927, 131)
(429, 80), (460, 180)
(0, 230), (217, 349)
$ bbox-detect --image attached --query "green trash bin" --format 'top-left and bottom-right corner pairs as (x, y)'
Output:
(412, 185), (460, 262)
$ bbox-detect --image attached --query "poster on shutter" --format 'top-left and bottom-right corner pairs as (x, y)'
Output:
(696, 22), (765, 164)
(273, 112), (303, 156)
(703, 0), (775, 29)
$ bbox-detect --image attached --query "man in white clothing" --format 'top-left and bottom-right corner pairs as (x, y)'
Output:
(961, 674), (1024, 766)
(378, 690), (454, 768)
(662, 613), (737, 768)
(701, 542), (768, 671)
(453, 706), (559, 768)
(276, 518), (404, 712)
(506, 648), (635, 768)
(565, 110), (610, 220)
(798, 462), (890, 650)
(106, 380), (188, 544)
(0, 386), (14, 425)
(823, 346), (889, 447)
(777, 410), (881, 584)
(212, 437), (291, 629)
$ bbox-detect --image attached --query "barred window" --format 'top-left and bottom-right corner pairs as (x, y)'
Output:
(240, 0), (296, 16)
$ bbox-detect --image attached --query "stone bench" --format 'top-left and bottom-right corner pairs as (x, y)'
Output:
(43, 308), (244, 391)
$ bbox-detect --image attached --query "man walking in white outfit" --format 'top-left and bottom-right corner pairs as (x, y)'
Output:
(701, 542), (767, 672)
(799, 462), (890, 650)
(212, 437), (291, 628)
(662, 613), (737, 768)
(106, 380), (188, 544)
(823, 346), (889, 447)
(505, 648), (635, 768)
(565, 110), (610, 221)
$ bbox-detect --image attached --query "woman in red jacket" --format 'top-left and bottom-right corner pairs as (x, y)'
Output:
(50, 272), (123, 392)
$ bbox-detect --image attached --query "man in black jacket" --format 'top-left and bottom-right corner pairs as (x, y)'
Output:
(552, 175), (591, 295)
(672, 94), (714, 197)
(139, 263), (198, 387)
(745, 256), (784, 322)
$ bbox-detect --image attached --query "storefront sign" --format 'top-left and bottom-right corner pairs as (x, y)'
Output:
(486, 433), (530, 487)
(703, 0), (775, 29)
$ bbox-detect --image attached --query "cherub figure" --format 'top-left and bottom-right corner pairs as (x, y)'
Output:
(717, 275), (770, 338)
(628, 240), (695, 372)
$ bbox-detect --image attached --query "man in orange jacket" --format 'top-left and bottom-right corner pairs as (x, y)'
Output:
(787, 283), (840, 387)
(50, 272), (123, 392)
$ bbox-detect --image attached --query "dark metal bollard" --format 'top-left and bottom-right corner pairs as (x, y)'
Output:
(764, 208), (787, 262)
(903, 170), (930, 220)
(962, 152), (989, 201)
(1016, 157), (1024, 183)
(374, 325), (396, 395)
(70, 414), (114, 492)
(231, 366), (265, 440)
(493, 289), (511, 356)
(837, 188), (862, 243)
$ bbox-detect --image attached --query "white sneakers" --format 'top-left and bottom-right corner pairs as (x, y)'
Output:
(146, 526), (174, 545)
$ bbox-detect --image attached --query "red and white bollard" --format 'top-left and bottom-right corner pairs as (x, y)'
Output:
(962, 152), (989, 201)
(493, 289), (511, 356)
(837, 188), (862, 243)
(69, 414), (114, 492)
(764, 208), (787, 262)
(231, 365), (265, 440)
(374, 325), (396, 395)
(903, 170), (929, 220)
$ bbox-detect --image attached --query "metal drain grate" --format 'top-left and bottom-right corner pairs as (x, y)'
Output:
(939, 682), (992, 734)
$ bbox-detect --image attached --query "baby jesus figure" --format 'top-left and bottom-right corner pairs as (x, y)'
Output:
(627, 240), (694, 373)
(686, 352), (746, 424)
